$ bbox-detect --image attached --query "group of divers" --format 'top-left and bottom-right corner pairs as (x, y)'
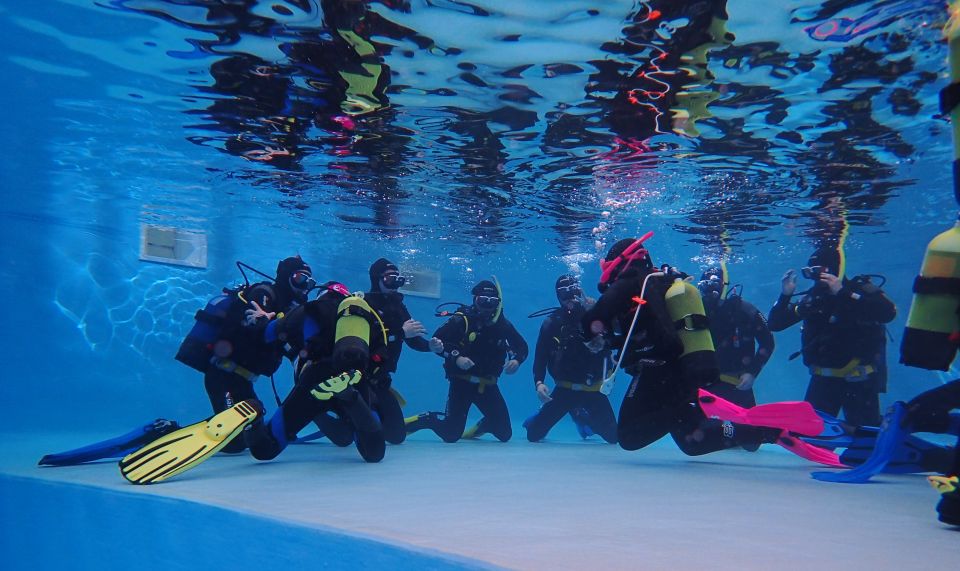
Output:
(39, 231), (960, 527)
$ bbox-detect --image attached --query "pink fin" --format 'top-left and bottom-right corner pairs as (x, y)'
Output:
(778, 432), (846, 468)
(698, 388), (824, 436)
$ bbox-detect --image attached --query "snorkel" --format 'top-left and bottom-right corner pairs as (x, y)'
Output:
(598, 231), (655, 291)
(491, 275), (503, 323)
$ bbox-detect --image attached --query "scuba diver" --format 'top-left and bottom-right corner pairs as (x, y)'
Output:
(174, 255), (314, 453)
(120, 281), (388, 484)
(524, 275), (618, 443)
(405, 279), (528, 443)
(697, 267), (775, 409)
(907, 381), (960, 526)
(767, 247), (897, 426)
(312, 258), (435, 446)
(579, 234), (788, 457)
(362, 258), (435, 443)
(242, 281), (388, 463)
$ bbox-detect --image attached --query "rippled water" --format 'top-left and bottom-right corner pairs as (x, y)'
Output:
(1, 0), (958, 432)
(6, 0), (952, 254)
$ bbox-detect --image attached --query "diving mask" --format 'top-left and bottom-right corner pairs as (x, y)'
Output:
(382, 272), (407, 290)
(475, 295), (501, 311)
(290, 269), (316, 292)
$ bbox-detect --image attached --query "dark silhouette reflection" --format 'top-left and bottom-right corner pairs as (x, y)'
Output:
(104, 0), (943, 250)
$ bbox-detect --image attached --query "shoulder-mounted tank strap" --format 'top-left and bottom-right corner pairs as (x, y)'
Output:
(674, 313), (710, 331)
(913, 275), (960, 296)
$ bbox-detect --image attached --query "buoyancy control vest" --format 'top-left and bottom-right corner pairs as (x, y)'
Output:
(546, 307), (608, 383)
(175, 282), (282, 376)
(796, 278), (889, 369)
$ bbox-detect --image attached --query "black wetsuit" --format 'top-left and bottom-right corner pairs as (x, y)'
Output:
(407, 306), (528, 442)
(179, 281), (301, 453)
(525, 304), (617, 443)
(581, 270), (772, 454)
(244, 293), (386, 463)
(906, 380), (960, 524)
(768, 278), (896, 426)
(702, 296), (775, 408)
(358, 290), (431, 444)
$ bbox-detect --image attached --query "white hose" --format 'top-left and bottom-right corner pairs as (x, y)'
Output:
(600, 271), (665, 395)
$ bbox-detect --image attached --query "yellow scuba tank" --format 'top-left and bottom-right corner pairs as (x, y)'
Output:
(900, 223), (960, 371)
(903, 7), (960, 371)
(665, 279), (715, 356)
(333, 295), (375, 370)
(665, 278), (718, 385)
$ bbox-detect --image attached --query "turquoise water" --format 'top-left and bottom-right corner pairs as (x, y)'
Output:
(1, 0), (957, 436)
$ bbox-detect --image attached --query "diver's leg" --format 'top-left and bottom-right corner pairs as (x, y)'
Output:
(337, 390), (385, 463)
(246, 382), (322, 461)
(617, 366), (693, 451)
(204, 367), (256, 453)
(804, 375), (843, 418)
(582, 392), (619, 444)
(373, 383), (406, 444)
(840, 377), (882, 427)
(705, 380), (756, 408)
(473, 385), (512, 442)
(524, 388), (570, 442)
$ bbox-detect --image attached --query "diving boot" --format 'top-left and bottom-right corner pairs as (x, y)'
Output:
(929, 475), (960, 526)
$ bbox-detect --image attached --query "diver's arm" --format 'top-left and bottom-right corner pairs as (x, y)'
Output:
(433, 314), (467, 364)
(580, 279), (634, 338)
(767, 294), (801, 332)
(396, 303), (431, 352)
(404, 335), (431, 352)
(747, 307), (775, 377)
(531, 318), (554, 387)
(503, 318), (529, 364)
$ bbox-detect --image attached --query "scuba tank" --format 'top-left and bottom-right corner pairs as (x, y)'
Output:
(664, 278), (718, 385)
(175, 289), (243, 373)
(333, 294), (384, 371)
(900, 223), (960, 371)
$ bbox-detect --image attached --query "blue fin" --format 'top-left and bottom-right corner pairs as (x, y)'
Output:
(811, 402), (907, 483)
(39, 419), (179, 466)
(840, 436), (952, 474)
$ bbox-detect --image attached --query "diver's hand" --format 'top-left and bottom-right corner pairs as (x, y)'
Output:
(456, 356), (475, 370)
(584, 335), (606, 353)
(402, 319), (426, 338)
(781, 270), (797, 296)
(736, 373), (756, 391)
(244, 301), (276, 326)
(820, 273), (842, 295)
(600, 375), (615, 396)
(504, 359), (520, 375)
(536, 382), (552, 403)
(429, 337), (444, 354)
